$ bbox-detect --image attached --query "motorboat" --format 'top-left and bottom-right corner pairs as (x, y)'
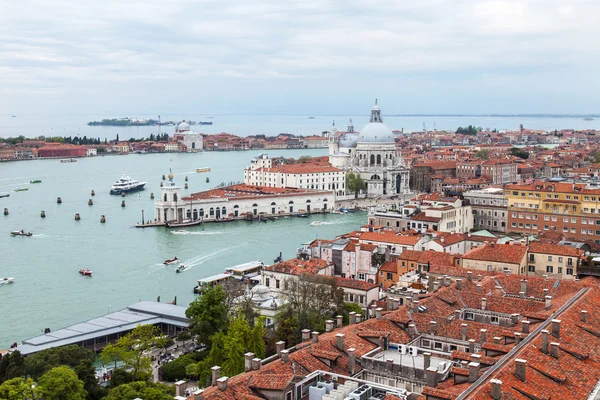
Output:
(0, 277), (14, 285)
(206, 177), (210, 183)
(79, 269), (92, 276)
(330, 210), (344, 215)
(0, 193), (9, 198)
(296, 214), (308, 218)
(310, 221), (325, 226)
(166, 219), (202, 228)
(196, 167), (211, 173)
(30, 180), (42, 184)
(110, 172), (146, 195)
(10, 230), (32, 237)
(14, 188), (29, 192)
(164, 257), (179, 265)
(172, 230), (190, 234)
(60, 159), (77, 163)
(176, 265), (187, 273)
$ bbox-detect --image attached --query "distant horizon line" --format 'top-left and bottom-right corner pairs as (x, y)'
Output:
(2, 113), (599, 118)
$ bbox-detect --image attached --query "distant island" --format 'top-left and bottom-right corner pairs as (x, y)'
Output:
(87, 117), (212, 126)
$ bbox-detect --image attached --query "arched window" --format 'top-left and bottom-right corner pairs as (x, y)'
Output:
(186, 209), (191, 218)
(199, 208), (204, 217)
(221, 206), (226, 216)
(163, 193), (167, 201)
(210, 207), (214, 216)
(173, 193), (178, 202)
(289, 201), (294, 204)
(377, 154), (381, 164)
(191, 142), (196, 149)
(306, 199), (311, 203)
(370, 154), (375, 165)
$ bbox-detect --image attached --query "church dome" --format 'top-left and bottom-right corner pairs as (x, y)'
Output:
(177, 121), (190, 132)
(339, 132), (359, 148)
(358, 100), (395, 143)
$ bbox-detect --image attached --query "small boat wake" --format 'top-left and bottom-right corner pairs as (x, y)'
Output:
(310, 221), (345, 226)
(181, 246), (236, 269)
(171, 231), (224, 235)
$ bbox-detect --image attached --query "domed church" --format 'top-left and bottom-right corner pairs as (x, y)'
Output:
(328, 100), (410, 198)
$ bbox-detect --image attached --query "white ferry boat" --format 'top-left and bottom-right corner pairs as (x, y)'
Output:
(110, 172), (146, 195)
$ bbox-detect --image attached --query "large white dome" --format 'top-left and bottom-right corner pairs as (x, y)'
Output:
(177, 121), (190, 132)
(359, 122), (394, 143)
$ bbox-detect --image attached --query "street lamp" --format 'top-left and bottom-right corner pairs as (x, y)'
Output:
(142, 209), (145, 225)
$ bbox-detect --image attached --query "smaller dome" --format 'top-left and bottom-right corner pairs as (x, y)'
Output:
(339, 132), (359, 148)
(177, 121), (190, 132)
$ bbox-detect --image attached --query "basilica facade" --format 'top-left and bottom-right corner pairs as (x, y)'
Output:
(328, 101), (410, 198)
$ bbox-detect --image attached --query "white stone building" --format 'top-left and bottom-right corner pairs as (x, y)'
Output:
(244, 154), (346, 197)
(328, 101), (411, 198)
(174, 121), (203, 152)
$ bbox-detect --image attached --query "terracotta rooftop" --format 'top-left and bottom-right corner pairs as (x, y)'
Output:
(528, 242), (584, 257)
(264, 258), (331, 275)
(462, 243), (527, 265)
(183, 184), (330, 201)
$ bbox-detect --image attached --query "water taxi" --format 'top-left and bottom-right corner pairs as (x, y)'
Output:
(10, 230), (32, 237)
(176, 265), (187, 273)
(79, 269), (92, 276)
(0, 193), (9, 198)
(14, 188), (29, 192)
(30, 180), (42, 184)
(0, 277), (14, 285)
(60, 159), (77, 163)
(195, 167), (211, 173)
(164, 257), (179, 265)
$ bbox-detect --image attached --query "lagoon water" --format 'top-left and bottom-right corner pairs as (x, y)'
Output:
(0, 148), (369, 348)
(1, 113), (600, 141)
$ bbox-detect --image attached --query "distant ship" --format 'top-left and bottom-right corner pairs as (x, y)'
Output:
(110, 172), (146, 195)
(583, 117), (594, 121)
(308, 116), (315, 119)
(198, 121), (213, 125)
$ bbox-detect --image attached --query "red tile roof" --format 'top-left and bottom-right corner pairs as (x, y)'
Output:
(528, 242), (584, 257)
(462, 243), (527, 265)
(265, 258), (331, 275)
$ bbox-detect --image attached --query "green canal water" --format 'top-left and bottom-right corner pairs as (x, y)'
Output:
(0, 149), (366, 348)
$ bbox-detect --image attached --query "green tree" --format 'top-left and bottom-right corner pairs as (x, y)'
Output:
(186, 286), (229, 347)
(346, 172), (366, 199)
(99, 343), (122, 371)
(104, 381), (174, 400)
(297, 155), (312, 163)
(474, 149), (489, 160)
(510, 147), (530, 159)
(275, 308), (299, 346)
(74, 359), (107, 400)
(0, 377), (37, 400)
(342, 302), (364, 325)
(456, 125), (482, 135)
(176, 331), (192, 348)
(221, 313), (250, 377)
(36, 366), (87, 400)
(160, 354), (194, 382)
(249, 317), (266, 359)
(0, 351), (25, 382)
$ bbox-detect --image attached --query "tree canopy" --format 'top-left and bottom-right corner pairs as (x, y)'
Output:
(36, 366), (87, 400)
(0, 377), (37, 400)
(510, 147), (530, 159)
(103, 381), (174, 400)
(346, 172), (366, 198)
(456, 125), (482, 135)
(186, 286), (229, 346)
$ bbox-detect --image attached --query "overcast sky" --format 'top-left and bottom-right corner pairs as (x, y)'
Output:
(1, 0), (599, 115)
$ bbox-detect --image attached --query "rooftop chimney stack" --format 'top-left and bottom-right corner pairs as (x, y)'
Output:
(375, 307), (383, 319)
(550, 342), (560, 358)
(511, 313), (520, 325)
(217, 376), (228, 392)
(477, 274), (482, 282)
(461, 324), (468, 341)
(529, 296), (535, 307)
(426, 367), (439, 388)
(336, 315), (343, 328)
(193, 389), (204, 400)
(519, 291), (525, 300)
(276, 341), (285, 356)
(582, 310), (588, 323)
(430, 321), (437, 335)
(541, 330), (549, 354)
(481, 297), (487, 311)
(491, 379), (503, 400)
(387, 297), (393, 310)
(545, 296), (552, 309)
(356, 313), (363, 323)
(444, 275), (450, 287)
(522, 320), (530, 334)
(433, 281), (440, 292)
(494, 286), (502, 297)
(480, 329), (487, 344)
(515, 359), (527, 382)
(467, 271), (473, 282)
(468, 339), (475, 353)
(468, 362), (480, 383)
(348, 348), (356, 374)
(514, 332), (522, 345)
(349, 312), (357, 325)
(312, 331), (319, 343)
(393, 299), (400, 310)
(456, 279), (463, 290)
(252, 358), (261, 371)
(326, 320), (334, 332)
(493, 337), (502, 344)
(520, 279), (527, 295)
(302, 329), (311, 341)
(280, 349), (289, 362)
(244, 353), (255, 372)
(335, 333), (345, 351)
(551, 319), (561, 338)
(476, 284), (482, 294)
(423, 352), (431, 370)
(211, 366), (221, 386)
(408, 324), (416, 339)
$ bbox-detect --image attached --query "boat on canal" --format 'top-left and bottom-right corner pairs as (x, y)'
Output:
(60, 159), (77, 163)
(14, 188), (29, 192)
(0, 193), (9, 198)
(79, 269), (92, 276)
(166, 219), (203, 228)
(196, 167), (211, 173)
(30, 180), (42, 184)
(110, 172), (146, 195)
(176, 265), (187, 273)
(164, 257), (179, 265)
(10, 230), (32, 237)
(0, 277), (14, 285)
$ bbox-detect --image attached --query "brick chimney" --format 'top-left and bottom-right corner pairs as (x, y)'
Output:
(276, 341), (285, 356)
(476, 284), (482, 294)
(336, 315), (343, 328)
(522, 320), (530, 334)
(426, 367), (439, 388)
(176, 380), (186, 397)
(423, 352), (431, 370)
(545, 296), (552, 309)
(193, 389), (204, 400)
(461, 324), (468, 341)
(312, 331), (319, 343)
(520, 279), (527, 295)
(430, 321), (437, 335)
(493, 337), (502, 345)
(511, 313), (520, 325)
(477, 274), (482, 282)
(211, 366), (220, 386)
(375, 308), (383, 319)
(244, 352), (255, 372)
(349, 311), (357, 325)
(491, 379), (502, 400)
(408, 324), (416, 338)
(515, 359), (527, 382)
(444, 275), (451, 287)
(514, 332), (522, 345)
(467, 271), (473, 282)
(301, 329), (311, 341)
(551, 319), (560, 338)
(433, 280), (440, 292)
(468, 339), (475, 353)
(280, 349), (289, 362)
(468, 362), (480, 382)
(348, 348), (356, 374)
(252, 358), (261, 371)
(335, 333), (345, 351)
(325, 320), (334, 332)
(393, 299), (400, 310)
(550, 342), (560, 358)
(456, 279), (463, 290)
(582, 310), (588, 323)
(481, 297), (487, 311)
(480, 329), (487, 344)
(386, 297), (393, 309)
(356, 314), (363, 323)
(217, 376), (228, 391)
(494, 286), (502, 297)
(519, 291), (525, 300)
(541, 329), (549, 354)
